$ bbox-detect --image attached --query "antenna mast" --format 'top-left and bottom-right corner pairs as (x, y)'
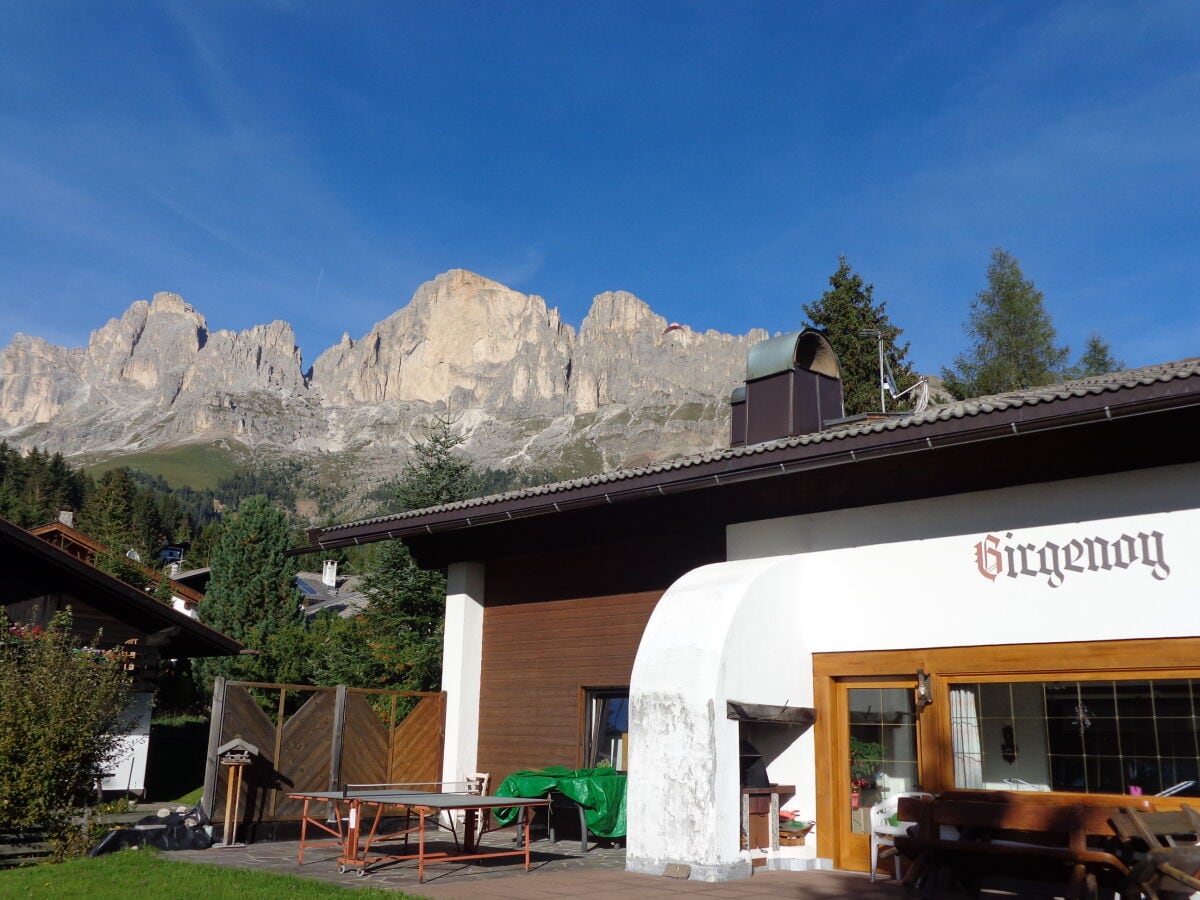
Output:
(860, 329), (885, 412)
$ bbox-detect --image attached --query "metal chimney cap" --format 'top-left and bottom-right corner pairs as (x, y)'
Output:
(746, 329), (841, 382)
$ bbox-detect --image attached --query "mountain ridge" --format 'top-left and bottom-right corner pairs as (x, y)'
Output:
(0, 270), (770, 489)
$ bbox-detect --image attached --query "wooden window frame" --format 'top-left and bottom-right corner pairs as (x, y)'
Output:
(812, 636), (1200, 861)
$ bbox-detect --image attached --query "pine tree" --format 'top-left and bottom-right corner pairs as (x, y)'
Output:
(942, 248), (1070, 399)
(803, 257), (917, 416)
(198, 495), (302, 684)
(354, 414), (483, 692)
(1074, 333), (1125, 378)
(78, 468), (142, 579)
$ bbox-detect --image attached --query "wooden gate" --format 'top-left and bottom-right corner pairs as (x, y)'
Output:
(202, 678), (445, 828)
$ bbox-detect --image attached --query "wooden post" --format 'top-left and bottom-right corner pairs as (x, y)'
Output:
(329, 685), (347, 792)
(202, 676), (227, 821)
(327, 685), (348, 822)
(223, 763), (237, 844)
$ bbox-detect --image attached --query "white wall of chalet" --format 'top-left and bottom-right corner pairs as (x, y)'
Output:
(625, 462), (1200, 880)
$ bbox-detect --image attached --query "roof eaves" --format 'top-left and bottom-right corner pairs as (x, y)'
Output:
(296, 359), (1200, 551)
(2, 517), (241, 656)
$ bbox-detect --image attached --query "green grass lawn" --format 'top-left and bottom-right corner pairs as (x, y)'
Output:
(0, 849), (415, 898)
(85, 443), (244, 491)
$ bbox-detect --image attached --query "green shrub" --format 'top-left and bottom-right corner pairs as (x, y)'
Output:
(0, 611), (131, 856)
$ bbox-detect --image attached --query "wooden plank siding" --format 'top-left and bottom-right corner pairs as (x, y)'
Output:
(477, 591), (661, 787)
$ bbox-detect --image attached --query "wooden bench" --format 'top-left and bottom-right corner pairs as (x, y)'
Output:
(895, 794), (1142, 899)
(1111, 806), (1200, 899)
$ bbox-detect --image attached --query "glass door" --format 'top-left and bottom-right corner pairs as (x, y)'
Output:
(835, 678), (921, 872)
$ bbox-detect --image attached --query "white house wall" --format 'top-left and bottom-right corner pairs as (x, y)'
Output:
(627, 462), (1200, 880)
(102, 691), (154, 795)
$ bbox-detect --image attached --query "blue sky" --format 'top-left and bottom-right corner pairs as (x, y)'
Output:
(1, 1), (1197, 376)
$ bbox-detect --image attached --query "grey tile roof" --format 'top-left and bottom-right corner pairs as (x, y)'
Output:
(296, 572), (368, 618)
(316, 357), (1200, 537)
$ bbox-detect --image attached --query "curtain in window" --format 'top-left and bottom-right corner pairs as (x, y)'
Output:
(950, 686), (984, 788)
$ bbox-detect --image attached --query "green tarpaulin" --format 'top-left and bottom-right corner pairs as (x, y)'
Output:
(493, 766), (627, 838)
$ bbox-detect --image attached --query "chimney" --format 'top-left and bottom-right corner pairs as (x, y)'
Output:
(322, 559), (338, 588)
(58, 509), (74, 528)
(730, 329), (845, 447)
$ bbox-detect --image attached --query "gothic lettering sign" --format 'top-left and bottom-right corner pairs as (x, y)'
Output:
(973, 529), (1169, 588)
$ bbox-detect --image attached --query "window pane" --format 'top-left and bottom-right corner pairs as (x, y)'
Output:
(950, 678), (1200, 796)
(584, 689), (628, 770)
(881, 688), (914, 722)
(849, 686), (919, 835)
(1153, 681), (1195, 717)
(849, 688), (882, 720)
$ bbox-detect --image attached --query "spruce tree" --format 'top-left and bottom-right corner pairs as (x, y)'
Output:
(198, 495), (302, 684)
(1074, 333), (1125, 378)
(803, 257), (917, 415)
(355, 414), (482, 692)
(77, 467), (154, 583)
(78, 468), (138, 554)
(942, 248), (1070, 399)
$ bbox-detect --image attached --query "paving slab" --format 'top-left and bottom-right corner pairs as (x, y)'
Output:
(164, 829), (926, 899)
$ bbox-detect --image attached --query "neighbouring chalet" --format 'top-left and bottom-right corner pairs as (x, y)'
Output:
(295, 330), (1200, 880)
(2, 515), (242, 795)
(30, 514), (207, 617)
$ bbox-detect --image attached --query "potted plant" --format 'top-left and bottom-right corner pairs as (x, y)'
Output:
(849, 736), (886, 809)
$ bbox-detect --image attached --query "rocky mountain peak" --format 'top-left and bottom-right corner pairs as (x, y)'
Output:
(581, 290), (660, 335)
(147, 291), (201, 319)
(0, 270), (768, 480)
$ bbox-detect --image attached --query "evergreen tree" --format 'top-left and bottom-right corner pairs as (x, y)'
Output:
(1074, 333), (1125, 378)
(803, 257), (917, 416)
(388, 413), (484, 512)
(77, 468), (142, 580)
(942, 248), (1071, 399)
(130, 490), (164, 562)
(0, 446), (88, 527)
(188, 519), (224, 568)
(354, 414), (483, 692)
(198, 495), (302, 685)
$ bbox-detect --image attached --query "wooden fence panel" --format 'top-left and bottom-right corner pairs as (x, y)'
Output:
(388, 694), (445, 785)
(205, 682), (446, 825)
(341, 692), (390, 788)
(212, 685), (278, 826)
(272, 691), (336, 819)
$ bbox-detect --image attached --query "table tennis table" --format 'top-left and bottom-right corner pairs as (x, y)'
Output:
(289, 786), (551, 882)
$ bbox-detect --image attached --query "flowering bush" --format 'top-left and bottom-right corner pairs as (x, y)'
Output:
(0, 611), (131, 858)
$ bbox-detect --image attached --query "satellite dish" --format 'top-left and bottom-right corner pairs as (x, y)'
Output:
(125, 549), (141, 562)
(861, 329), (929, 414)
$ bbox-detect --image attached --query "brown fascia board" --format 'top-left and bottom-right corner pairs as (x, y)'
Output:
(296, 368), (1200, 554)
(2, 516), (242, 657)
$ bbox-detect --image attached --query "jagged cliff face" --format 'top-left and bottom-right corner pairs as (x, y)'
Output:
(311, 270), (574, 411)
(0, 270), (767, 474)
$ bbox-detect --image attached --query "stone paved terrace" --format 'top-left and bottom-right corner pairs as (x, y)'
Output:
(163, 827), (994, 899)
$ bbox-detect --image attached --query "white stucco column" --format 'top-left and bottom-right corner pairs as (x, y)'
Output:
(441, 561), (485, 786)
(627, 556), (811, 882)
